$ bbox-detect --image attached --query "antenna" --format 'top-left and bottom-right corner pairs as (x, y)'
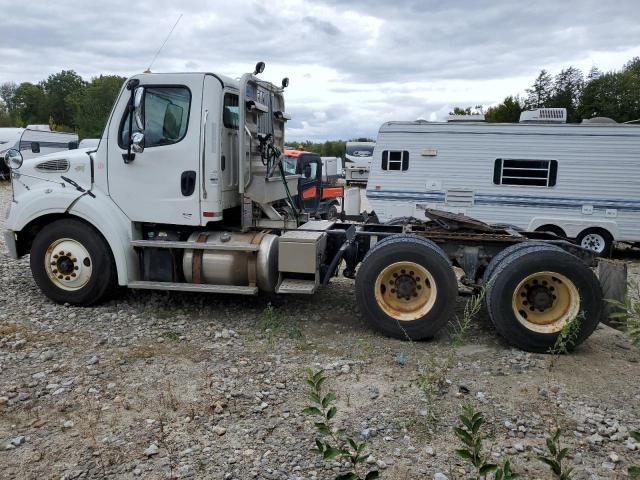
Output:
(145, 13), (183, 73)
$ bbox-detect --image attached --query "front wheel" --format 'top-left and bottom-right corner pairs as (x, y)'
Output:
(576, 228), (613, 256)
(30, 219), (117, 306)
(355, 235), (457, 340)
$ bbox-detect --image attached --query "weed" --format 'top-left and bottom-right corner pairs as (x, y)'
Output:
(607, 282), (640, 347)
(415, 352), (455, 423)
(495, 459), (519, 480)
(354, 338), (373, 356)
(128, 345), (156, 359)
(537, 428), (573, 479)
(629, 431), (640, 477)
(157, 416), (177, 479)
(454, 403), (498, 479)
(548, 313), (582, 369)
(162, 331), (181, 341)
(303, 369), (379, 480)
(259, 303), (304, 344)
(451, 289), (485, 347)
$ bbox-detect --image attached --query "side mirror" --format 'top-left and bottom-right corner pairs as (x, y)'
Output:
(131, 132), (145, 153)
(68, 141), (78, 150)
(133, 87), (145, 131)
(31, 142), (40, 154)
(303, 163), (312, 179)
(281, 77), (289, 89)
(4, 148), (23, 170)
(254, 61), (265, 75)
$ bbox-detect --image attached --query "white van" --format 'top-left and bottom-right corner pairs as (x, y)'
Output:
(366, 110), (640, 254)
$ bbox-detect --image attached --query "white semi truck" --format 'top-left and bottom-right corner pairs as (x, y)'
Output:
(2, 64), (605, 352)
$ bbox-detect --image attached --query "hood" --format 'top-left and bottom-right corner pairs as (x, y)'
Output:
(18, 148), (93, 186)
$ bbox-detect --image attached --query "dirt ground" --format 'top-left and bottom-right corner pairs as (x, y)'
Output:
(0, 182), (639, 480)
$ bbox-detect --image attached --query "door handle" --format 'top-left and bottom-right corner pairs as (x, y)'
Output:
(181, 171), (197, 196)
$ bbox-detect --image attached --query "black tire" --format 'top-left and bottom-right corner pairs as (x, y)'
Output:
(355, 234), (457, 340)
(486, 246), (603, 353)
(30, 219), (117, 306)
(576, 228), (613, 256)
(326, 204), (339, 220)
(482, 241), (563, 286)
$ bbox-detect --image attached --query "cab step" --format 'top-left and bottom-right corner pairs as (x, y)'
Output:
(130, 240), (260, 252)
(276, 278), (318, 294)
(128, 281), (258, 295)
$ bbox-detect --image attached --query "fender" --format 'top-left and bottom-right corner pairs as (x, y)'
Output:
(65, 191), (137, 286)
(6, 184), (137, 286)
(5, 182), (84, 231)
(527, 217), (618, 238)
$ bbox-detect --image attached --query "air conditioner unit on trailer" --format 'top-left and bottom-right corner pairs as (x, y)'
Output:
(519, 108), (567, 123)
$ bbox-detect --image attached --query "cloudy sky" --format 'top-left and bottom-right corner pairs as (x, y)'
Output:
(2, 0), (640, 140)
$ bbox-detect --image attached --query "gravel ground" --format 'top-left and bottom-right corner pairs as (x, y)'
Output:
(0, 181), (639, 480)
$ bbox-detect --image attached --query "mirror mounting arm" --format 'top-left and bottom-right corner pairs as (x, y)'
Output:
(124, 79), (140, 164)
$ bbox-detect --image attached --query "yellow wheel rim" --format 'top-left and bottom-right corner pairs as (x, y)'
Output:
(511, 271), (580, 333)
(374, 261), (437, 321)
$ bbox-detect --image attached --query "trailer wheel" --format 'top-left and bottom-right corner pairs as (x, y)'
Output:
(482, 241), (563, 285)
(30, 219), (117, 306)
(486, 246), (603, 353)
(576, 228), (612, 256)
(356, 235), (457, 340)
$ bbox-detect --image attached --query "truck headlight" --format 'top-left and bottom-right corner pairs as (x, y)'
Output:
(4, 148), (23, 170)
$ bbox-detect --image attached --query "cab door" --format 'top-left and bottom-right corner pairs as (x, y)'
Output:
(107, 74), (203, 225)
(298, 154), (322, 214)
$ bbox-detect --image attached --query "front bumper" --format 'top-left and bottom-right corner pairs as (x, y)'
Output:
(3, 230), (18, 259)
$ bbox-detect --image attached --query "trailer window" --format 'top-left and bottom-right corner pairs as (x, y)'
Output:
(223, 93), (239, 129)
(119, 86), (191, 148)
(493, 159), (558, 187)
(382, 150), (409, 171)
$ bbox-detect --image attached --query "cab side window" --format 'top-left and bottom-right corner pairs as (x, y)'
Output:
(223, 93), (239, 129)
(119, 86), (191, 149)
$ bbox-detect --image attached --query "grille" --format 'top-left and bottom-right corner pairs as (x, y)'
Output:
(35, 158), (70, 173)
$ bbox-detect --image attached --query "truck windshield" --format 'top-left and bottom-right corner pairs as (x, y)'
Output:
(282, 156), (297, 175)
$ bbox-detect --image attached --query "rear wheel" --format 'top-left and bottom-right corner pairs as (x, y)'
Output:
(325, 204), (339, 220)
(30, 219), (117, 306)
(483, 241), (563, 286)
(486, 246), (603, 352)
(355, 235), (457, 340)
(576, 228), (612, 256)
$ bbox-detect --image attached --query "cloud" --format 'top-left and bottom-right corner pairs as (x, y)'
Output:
(1, 0), (639, 140)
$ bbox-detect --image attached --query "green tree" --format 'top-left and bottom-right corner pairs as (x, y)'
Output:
(485, 96), (523, 122)
(69, 75), (126, 138)
(0, 101), (12, 127)
(525, 69), (553, 108)
(548, 67), (584, 122)
(0, 82), (18, 124)
(42, 70), (86, 128)
(449, 106), (483, 116)
(13, 82), (47, 125)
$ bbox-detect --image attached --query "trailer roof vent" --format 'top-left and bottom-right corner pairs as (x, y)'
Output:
(519, 108), (567, 124)
(446, 114), (485, 122)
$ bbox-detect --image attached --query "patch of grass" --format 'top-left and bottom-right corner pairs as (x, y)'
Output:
(0, 324), (18, 336)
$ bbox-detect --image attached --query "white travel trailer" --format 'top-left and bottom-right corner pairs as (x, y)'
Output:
(367, 112), (640, 254)
(0, 127), (79, 178)
(344, 141), (375, 184)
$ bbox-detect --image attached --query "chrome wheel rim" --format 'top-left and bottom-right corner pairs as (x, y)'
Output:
(580, 233), (606, 253)
(44, 238), (92, 291)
